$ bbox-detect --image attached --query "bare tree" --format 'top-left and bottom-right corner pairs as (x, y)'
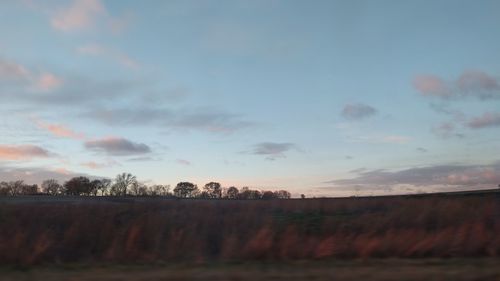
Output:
(41, 179), (62, 195)
(0, 181), (37, 195)
(129, 181), (148, 196)
(111, 173), (137, 196)
(99, 179), (112, 196)
(148, 184), (170, 196)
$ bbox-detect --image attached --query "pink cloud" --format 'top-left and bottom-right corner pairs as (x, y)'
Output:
(0, 58), (62, 91)
(467, 112), (500, 129)
(36, 73), (63, 91)
(54, 167), (72, 175)
(51, 0), (105, 31)
(413, 75), (451, 98)
(81, 160), (118, 169)
(35, 119), (85, 139)
(47, 0), (133, 34)
(457, 70), (499, 92)
(0, 145), (52, 160)
(0, 58), (30, 80)
(414, 70), (500, 99)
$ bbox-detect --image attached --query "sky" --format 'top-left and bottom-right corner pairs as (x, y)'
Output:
(0, 0), (499, 197)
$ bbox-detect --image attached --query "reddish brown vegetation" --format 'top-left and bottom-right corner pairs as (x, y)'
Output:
(0, 194), (499, 265)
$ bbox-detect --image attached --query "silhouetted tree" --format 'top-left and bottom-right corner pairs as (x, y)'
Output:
(204, 182), (222, 198)
(129, 181), (148, 196)
(7, 180), (25, 195)
(238, 187), (261, 199)
(110, 173), (137, 196)
(261, 191), (276, 199)
(274, 190), (291, 199)
(148, 184), (170, 196)
(0, 182), (9, 196)
(92, 178), (112, 196)
(174, 182), (198, 198)
(226, 186), (239, 199)
(0, 181), (36, 195)
(21, 184), (38, 195)
(88, 179), (109, 196)
(301, 194), (306, 199)
(0, 180), (38, 196)
(198, 191), (211, 199)
(64, 177), (92, 196)
(41, 179), (62, 195)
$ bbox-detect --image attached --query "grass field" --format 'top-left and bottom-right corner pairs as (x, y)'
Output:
(0, 191), (499, 280)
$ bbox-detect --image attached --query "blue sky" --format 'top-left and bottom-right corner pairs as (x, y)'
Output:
(0, 0), (499, 196)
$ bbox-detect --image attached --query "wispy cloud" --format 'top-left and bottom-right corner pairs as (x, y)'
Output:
(175, 159), (191, 166)
(467, 112), (500, 129)
(250, 142), (296, 160)
(328, 163), (500, 189)
(84, 137), (151, 156)
(82, 107), (171, 126)
(414, 70), (500, 100)
(413, 75), (451, 98)
(431, 122), (464, 139)
(50, 0), (105, 32)
(0, 58), (30, 80)
(341, 103), (377, 120)
(169, 110), (253, 134)
(25, 0), (133, 34)
(83, 107), (253, 134)
(80, 159), (119, 169)
(0, 57), (62, 91)
(349, 135), (412, 144)
(457, 70), (499, 94)
(381, 135), (412, 144)
(0, 144), (53, 160)
(416, 147), (428, 153)
(77, 43), (139, 69)
(428, 103), (466, 121)
(34, 119), (85, 139)
(36, 73), (63, 91)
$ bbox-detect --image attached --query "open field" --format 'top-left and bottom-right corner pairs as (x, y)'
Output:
(0, 191), (499, 280)
(0, 191), (499, 265)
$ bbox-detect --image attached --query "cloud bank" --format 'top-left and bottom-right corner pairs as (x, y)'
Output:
(329, 163), (500, 190)
(84, 137), (151, 156)
(0, 145), (53, 160)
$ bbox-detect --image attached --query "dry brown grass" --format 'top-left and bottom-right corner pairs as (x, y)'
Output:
(0, 193), (499, 265)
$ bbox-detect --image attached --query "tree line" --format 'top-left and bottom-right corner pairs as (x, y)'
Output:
(0, 172), (293, 199)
